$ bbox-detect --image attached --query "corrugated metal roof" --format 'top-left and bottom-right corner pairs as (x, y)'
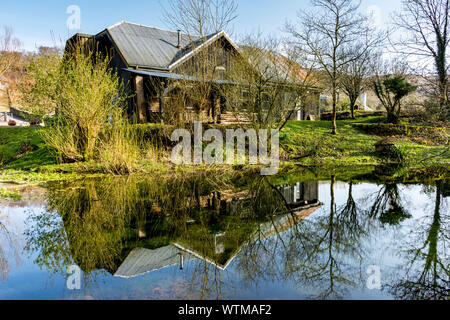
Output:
(114, 246), (194, 278)
(106, 21), (218, 71)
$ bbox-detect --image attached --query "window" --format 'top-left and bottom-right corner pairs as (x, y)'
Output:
(215, 66), (226, 80)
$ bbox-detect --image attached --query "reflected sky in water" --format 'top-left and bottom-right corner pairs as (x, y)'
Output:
(0, 173), (448, 300)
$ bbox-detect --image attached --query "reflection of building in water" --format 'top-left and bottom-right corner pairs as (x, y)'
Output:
(113, 181), (321, 278)
(60, 180), (321, 277)
(279, 181), (319, 206)
(214, 232), (226, 254)
(114, 246), (194, 278)
(114, 202), (321, 278)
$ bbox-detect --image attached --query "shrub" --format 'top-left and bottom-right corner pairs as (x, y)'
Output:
(29, 118), (40, 126)
(97, 110), (141, 174)
(375, 138), (408, 163)
(18, 51), (61, 122)
(389, 144), (407, 162)
(40, 47), (128, 162)
(129, 123), (174, 149)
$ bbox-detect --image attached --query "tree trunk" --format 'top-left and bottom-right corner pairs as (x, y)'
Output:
(349, 95), (357, 119)
(332, 84), (337, 134)
(330, 175), (336, 217)
(387, 111), (399, 124)
(435, 38), (448, 120)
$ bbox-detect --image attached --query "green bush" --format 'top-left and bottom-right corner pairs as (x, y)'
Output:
(375, 139), (408, 163)
(389, 144), (407, 162)
(97, 111), (141, 174)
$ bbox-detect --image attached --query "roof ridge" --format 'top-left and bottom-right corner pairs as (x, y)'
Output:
(107, 20), (194, 36)
(107, 21), (224, 39)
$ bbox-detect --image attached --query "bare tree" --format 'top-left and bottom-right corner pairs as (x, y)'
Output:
(150, 0), (239, 126)
(393, 0), (450, 120)
(0, 26), (21, 77)
(340, 49), (377, 119)
(160, 0), (238, 37)
(285, 0), (379, 134)
(221, 33), (319, 131)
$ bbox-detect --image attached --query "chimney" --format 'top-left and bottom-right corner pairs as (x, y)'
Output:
(176, 30), (182, 50)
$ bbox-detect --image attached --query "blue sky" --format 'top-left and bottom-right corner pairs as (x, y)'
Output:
(0, 0), (402, 51)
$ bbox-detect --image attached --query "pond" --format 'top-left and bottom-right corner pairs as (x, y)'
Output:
(0, 169), (448, 300)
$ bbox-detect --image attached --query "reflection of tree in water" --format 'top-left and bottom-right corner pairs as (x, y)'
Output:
(25, 179), (137, 277)
(174, 175), (300, 299)
(24, 172), (446, 300)
(237, 177), (372, 299)
(24, 172), (325, 299)
(24, 173), (264, 298)
(234, 177), (299, 285)
(0, 210), (22, 282)
(367, 183), (412, 226)
(287, 177), (370, 299)
(387, 181), (450, 300)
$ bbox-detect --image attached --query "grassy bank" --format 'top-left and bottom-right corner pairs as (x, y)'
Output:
(0, 117), (448, 185)
(281, 116), (449, 167)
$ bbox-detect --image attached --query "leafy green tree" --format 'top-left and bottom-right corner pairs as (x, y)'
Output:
(373, 76), (416, 123)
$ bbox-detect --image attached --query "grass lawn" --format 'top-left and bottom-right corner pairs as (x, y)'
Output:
(0, 126), (57, 170)
(281, 117), (449, 167)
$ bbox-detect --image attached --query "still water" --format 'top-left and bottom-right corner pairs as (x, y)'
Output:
(0, 171), (448, 300)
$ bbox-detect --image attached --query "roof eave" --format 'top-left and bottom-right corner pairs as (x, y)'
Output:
(168, 30), (240, 71)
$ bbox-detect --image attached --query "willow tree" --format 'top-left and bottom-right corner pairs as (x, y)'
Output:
(20, 44), (130, 163)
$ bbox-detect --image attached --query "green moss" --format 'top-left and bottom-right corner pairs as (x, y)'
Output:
(282, 120), (379, 164)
